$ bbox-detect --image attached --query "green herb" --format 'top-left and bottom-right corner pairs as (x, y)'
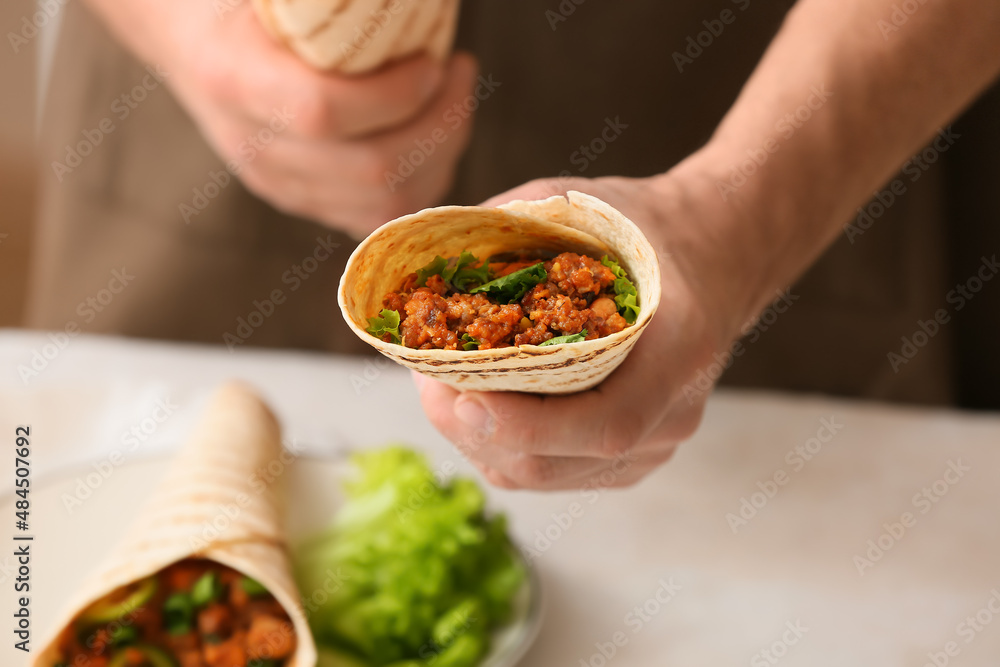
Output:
(470, 263), (547, 304)
(202, 632), (224, 645)
(416, 256), (448, 287)
(240, 577), (269, 597)
(601, 256), (641, 325)
(190, 572), (222, 607)
(460, 333), (480, 351)
(107, 625), (138, 647)
(366, 309), (401, 345)
(162, 593), (194, 635)
(294, 447), (525, 667)
(538, 330), (588, 347)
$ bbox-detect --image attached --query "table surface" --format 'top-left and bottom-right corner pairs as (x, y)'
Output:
(1, 329), (999, 667)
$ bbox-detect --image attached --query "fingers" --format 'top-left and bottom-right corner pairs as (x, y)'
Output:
(302, 55), (448, 138)
(196, 8), (459, 139)
(479, 176), (584, 208)
(416, 316), (688, 461)
(222, 53), (479, 233)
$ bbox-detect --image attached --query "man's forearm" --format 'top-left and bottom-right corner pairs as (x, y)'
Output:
(679, 0), (1000, 329)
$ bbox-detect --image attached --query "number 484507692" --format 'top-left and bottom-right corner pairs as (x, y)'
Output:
(15, 426), (30, 529)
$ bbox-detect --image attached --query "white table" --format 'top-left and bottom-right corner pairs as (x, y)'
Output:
(1, 330), (999, 666)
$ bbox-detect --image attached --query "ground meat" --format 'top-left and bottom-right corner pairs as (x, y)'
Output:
(382, 291), (408, 315)
(401, 290), (460, 350)
(198, 603), (234, 638)
(544, 252), (616, 298)
(465, 303), (523, 350)
(522, 290), (589, 335)
(246, 615), (296, 660)
(380, 251), (635, 350)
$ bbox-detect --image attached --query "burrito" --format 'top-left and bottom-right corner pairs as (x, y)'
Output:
(33, 383), (317, 667)
(252, 0), (461, 74)
(338, 192), (662, 394)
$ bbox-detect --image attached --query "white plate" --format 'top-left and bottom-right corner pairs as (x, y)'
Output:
(1, 455), (542, 667)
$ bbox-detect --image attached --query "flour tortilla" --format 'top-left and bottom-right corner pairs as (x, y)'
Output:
(338, 191), (662, 394)
(32, 382), (317, 667)
(252, 0), (459, 73)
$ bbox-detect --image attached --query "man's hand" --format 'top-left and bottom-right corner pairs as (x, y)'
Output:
(416, 0), (1000, 491)
(83, 0), (478, 238)
(414, 169), (745, 490)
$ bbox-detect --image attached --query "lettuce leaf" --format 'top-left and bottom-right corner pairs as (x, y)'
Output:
(538, 330), (588, 347)
(448, 252), (490, 292)
(416, 256), (448, 287)
(366, 309), (401, 344)
(601, 256), (641, 325)
(294, 447), (525, 667)
(469, 263), (547, 304)
(416, 252), (491, 292)
(460, 333), (480, 351)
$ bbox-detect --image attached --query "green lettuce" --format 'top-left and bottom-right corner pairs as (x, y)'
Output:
(294, 447), (525, 667)
(416, 252), (491, 292)
(416, 257), (448, 287)
(469, 263), (547, 304)
(448, 251), (491, 292)
(601, 256), (641, 325)
(366, 309), (401, 344)
(538, 330), (587, 347)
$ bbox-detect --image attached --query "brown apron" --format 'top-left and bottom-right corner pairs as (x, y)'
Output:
(28, 0), (1000, 407)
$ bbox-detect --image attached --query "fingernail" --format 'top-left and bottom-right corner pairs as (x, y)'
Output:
(454, 396), (490, 430)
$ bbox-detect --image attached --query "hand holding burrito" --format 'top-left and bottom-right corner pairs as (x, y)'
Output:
(415, 174), (746, 491)
(81, 0), (476, 237)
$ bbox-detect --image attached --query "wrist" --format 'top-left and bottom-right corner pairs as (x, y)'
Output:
(641, 152), (782, 351)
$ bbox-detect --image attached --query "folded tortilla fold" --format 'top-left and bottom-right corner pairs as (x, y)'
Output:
(338, 191), (663, 394)
(251, 0), (459, 74)
(33, 382), (317, 667)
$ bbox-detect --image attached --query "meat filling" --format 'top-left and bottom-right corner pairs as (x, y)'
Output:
(376, 252), (631, 350)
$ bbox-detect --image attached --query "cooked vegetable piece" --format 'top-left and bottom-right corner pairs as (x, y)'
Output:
(191, 572), (222, 607)
(163, 593), (195, 636)
(79, 577), (158, 625)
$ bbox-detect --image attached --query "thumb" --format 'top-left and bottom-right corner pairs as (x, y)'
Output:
(479, 176), (594, 208)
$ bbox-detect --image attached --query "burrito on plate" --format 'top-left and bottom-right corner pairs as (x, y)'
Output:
(33, 382), (317, 667)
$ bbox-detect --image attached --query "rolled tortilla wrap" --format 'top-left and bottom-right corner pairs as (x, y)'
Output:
(252, 0), (460, 74)
(338, 191), (663, 394)
(32, 382), (317, 667)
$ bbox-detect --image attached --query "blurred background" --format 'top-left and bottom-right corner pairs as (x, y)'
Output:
(0, 0), (36, 332)
(3, 1), (999, 409)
